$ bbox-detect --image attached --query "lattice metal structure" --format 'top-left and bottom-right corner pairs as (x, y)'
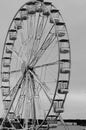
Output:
(0, 0), (71, 129)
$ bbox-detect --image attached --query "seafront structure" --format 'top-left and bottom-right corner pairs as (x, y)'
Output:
(0, 0), (71, 129)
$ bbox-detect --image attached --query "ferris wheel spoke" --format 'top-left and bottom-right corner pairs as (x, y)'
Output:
(28, 15), (48, 64)
(33, 16), (48, 50)
(11, 48), (24, 62)
(20, 95), (26, 118)
(35, 13), (42, 39)
(36, 78), (52, 104)
(14, 79), (26, 116)
(20, 31), (32, 47)
(3, 76), (23, 100)
(28, 14), (41, 62)
(19, 31), (34, 63)
(27, 14), (36, 40)
(14, 95), (25, 117)
(3, 86), (17, 100)
(11, 31), (32, 63)
(21, 77), (32, 123)
(20, 32), (28, 50)
(20, 24), (36, 47)
(29, 70), (52, 104)
(29, 74), (37, 127)
(10, 75), (24, 99)
(33, 60), (59, 69)
(10, 69), (21, 74)
(30, 25), (56, 66)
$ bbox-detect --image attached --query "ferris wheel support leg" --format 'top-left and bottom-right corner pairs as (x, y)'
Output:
(30, 73), (37, 129)
(59, 114), (69, 130)
(0, 76), (24, 130)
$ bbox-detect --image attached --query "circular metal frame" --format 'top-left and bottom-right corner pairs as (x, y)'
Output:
(1, 0), (71, 129)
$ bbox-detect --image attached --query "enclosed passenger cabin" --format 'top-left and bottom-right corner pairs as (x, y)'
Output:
(60, 59), (70, 74)
(58, 31), (65, 37)
(60, 47), (70, 54)
(58, 80), (69, 94)
(2, 57), (11, 68)
(6, 47), (12, 54)
(1, 86), (10, 96)
(2, 72), (10, 82)
(5, 42), (14, 56)
(50, 9), (59, 24)
(58, 28), (66, 37)
(36, 6), (43, 13)
(53, 99), (64, 113)
(43, 2), (52, 16)
(26, 1), (37, 15)
(20, 8), (28, 20)
(36, 0), (43, 13)
(9, 29), (17, 41)
(60, 66), (70, 74)
(59, 39), (70, 54)
(14, 18), (22, 30)
(59, 39), (69, 47)
(3, 99), (11, 110)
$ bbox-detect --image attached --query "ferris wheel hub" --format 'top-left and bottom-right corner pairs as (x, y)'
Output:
(21, 61), (34, 77)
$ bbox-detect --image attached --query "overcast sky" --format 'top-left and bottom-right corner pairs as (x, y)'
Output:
(0, 0), (86, 119)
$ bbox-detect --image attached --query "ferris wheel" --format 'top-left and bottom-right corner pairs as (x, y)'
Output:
(1, 0), (71, 129)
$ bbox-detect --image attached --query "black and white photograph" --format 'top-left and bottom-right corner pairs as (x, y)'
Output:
(0, 0), (86, 129)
